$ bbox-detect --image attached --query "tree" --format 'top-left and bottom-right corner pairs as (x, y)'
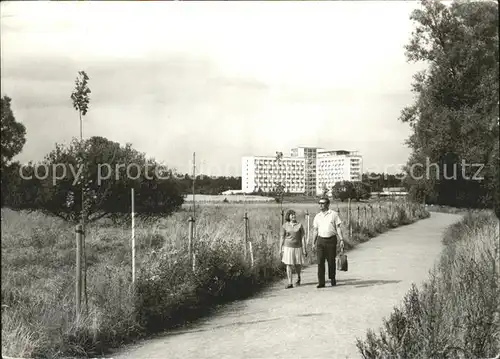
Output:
(274, 151), (285, 207)
(321, 183), (329, 198)
(173, 174), (242, 195)
(1, 96), (27, 207)
(70, 70), (92, 314)
(274, 181), (285, 204)
(331, 181), (370, 202)
(8, 136), (184, 222)
(331, 181), (355, 202)
(352, 182), (371, 201)
(1, 96), (26, 168)
(71, 71), (91, 139)
(362, 172), (405, 192)
(401, 0), (499, 209)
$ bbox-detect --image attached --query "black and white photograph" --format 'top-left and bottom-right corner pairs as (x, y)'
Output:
(1, 0), (499, 358)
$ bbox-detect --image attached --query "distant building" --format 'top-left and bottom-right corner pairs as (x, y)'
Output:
(383, 187), (406, 192)
(316, 149), (362, 195)
(220, 189), (245, 195)
(241, 155), (306, 194)
(290, 146), (321, 196)
(380, 187), (408, 197)
(241, 146), (363, 195)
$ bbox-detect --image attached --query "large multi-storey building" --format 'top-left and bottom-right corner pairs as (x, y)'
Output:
(241, 155), (306, 194)
(241, 146), (363, 195)
(290, 146), (323, 196)
(316, 149), (362, 194)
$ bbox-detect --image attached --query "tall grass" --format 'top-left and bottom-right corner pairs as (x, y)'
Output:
(1, 200), (428, 358)
(356, 211), (500, 359)
(342, 200), (429, 248)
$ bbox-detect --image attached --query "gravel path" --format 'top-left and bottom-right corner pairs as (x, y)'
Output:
(113, 212), (461, 359)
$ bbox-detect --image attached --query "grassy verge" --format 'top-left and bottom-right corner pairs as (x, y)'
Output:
(1, 200), (428, 358)
(356, 211), (500, 359)
(424, 203), (492, 216)
(344, 200), (429, 249)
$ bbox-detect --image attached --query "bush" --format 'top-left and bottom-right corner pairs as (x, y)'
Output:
(3, 136), (184, 222)
(356, 211), (500, 359)
(133, 232), (284, 335)
(1, 201), (429, 358)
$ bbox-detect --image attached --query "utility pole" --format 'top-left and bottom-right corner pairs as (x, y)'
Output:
(192, 152), (196, 221)
(191, 152), (196, 270)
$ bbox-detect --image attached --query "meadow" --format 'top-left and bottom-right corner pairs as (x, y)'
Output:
(356, 210), (500, 359)
(1, 199), (429, 358)
(183, 194), (275, 203)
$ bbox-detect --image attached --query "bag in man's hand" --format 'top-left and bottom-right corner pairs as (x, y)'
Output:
(336, 242), (348, 271)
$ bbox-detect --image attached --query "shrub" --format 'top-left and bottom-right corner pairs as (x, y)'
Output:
(1, 201), (429, 358)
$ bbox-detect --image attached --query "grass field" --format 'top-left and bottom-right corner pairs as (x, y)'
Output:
(183, 194), (275, 203)
(1, 199), (429, 358)
(356, 210), (500, 359)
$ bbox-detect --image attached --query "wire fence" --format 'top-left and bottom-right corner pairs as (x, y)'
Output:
(181, 197), (426, 271)
(70, 194), (425, 321)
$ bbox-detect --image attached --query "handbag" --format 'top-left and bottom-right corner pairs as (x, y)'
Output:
(336, 242), (348, 271)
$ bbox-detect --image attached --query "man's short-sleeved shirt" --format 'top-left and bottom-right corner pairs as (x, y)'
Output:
(313, 209), (342, 237)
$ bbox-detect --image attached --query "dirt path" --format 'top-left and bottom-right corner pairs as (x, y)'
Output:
(113, 212), (461, 359)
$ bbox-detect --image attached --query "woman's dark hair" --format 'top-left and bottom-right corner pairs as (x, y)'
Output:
(285, 209), (296, 222)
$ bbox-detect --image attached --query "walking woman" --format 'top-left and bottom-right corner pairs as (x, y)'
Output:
(280, 209), (307, 289)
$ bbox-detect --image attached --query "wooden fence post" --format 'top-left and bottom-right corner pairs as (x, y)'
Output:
(347, 199), (351, 238)
(244, 212), (249, 260)
(188, 216), (195, 272)
(371, 205), (374, 227)
(131, 188), (136, 284)
(261, 233), (267, 277)
(306, 210), (310, 245)
(249, 241), (254, 268)
(347, 199), (351, 227)
(357, 206), (360, 228)
(75, 224), (83, 323)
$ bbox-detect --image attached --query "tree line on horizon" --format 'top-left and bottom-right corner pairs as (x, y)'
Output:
(0, 91), (445, 220)
(0, 92), (413, 214)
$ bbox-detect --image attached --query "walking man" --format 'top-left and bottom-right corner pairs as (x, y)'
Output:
(312, 197), (344, 288)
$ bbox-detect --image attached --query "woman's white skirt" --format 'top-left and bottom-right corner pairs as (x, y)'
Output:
(282, 247), (305, 265)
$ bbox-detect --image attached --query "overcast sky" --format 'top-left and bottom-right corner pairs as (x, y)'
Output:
(1, 1), (427, 176)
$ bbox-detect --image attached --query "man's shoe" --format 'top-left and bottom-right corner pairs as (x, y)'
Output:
(331, 279), (336, 286)
(317, 284), (325, 288)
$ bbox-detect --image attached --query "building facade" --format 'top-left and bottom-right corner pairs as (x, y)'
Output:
(290, 147), (323, 196)
(316, 150), (362, 194)
(242, 146), (363, 195)
(241, 156), (306, 194)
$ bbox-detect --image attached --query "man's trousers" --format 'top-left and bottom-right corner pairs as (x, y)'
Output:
(317, 236), (337, 286)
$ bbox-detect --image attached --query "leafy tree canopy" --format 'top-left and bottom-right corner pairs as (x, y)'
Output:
(401, 0), (499, 209)
(4, 136), (184, 222)
(1, 96), (26, 169)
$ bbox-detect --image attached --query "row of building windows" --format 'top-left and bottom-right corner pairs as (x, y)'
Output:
(254, 169), (305, 173)
(254, 161), (304, 165)
(242, 150), (362, 194)
(254, 186), (305, 191)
